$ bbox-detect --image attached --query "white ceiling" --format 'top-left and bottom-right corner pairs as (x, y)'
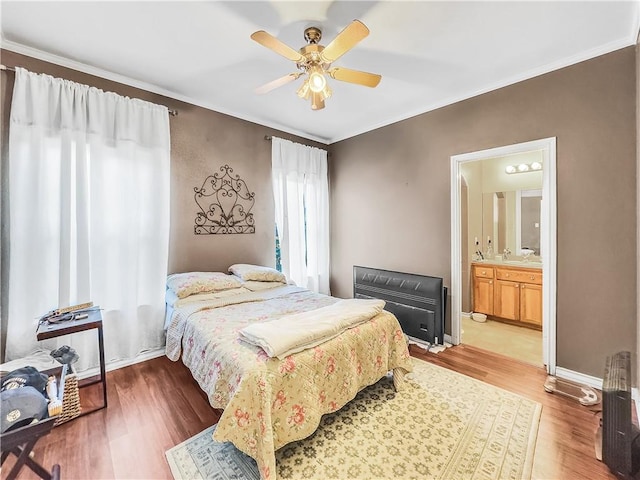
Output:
(1, 1), (639, 144)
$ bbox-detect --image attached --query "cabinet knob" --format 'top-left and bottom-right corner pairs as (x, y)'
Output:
(505, 273), (509, 277)
(530, 275), (535, 280)
(481, 271), (486, 275)
(489, 281), (492, 284)
(516, 284), (519, 288)
(522, 284), (525, 289)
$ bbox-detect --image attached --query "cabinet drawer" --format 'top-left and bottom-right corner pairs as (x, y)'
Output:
(473, 266), (494, 279)
(496, 268), (542, 285)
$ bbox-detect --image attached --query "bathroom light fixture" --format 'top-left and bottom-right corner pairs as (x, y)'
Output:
(505, 161), (543, 174)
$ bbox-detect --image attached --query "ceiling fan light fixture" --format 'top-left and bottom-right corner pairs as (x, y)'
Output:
(320, 85), (332, 101)
(308, 67), (327, 93)
(251, 20), (380, 111)
(296, 79), (311, 99)
(311, 91), (325, 110)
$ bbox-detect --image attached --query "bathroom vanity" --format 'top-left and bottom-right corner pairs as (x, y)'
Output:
(472, 261), (542, 329)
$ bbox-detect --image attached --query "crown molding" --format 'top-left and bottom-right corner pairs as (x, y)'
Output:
(2, 33), (633, 146)
(329, 36), (635, 144)
(0, 39), (330, 145)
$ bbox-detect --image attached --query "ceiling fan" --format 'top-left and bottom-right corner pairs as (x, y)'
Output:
(250, 20), (381, 110)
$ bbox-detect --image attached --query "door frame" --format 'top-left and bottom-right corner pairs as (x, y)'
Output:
(449, 137), (557, 374)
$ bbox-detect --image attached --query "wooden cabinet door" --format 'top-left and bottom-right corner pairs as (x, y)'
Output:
(520, 283), (542, 326)
(494, 280), (520, 320)
(473, 277), (494, 315)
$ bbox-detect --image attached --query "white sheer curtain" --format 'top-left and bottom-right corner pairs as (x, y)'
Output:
(271, 137), (330, 294)
(6, 68), (171, 371)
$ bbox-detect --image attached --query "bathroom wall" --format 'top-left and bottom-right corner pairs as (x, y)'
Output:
(461, 162), (484, 263)
(464, 153), (543, 262)
(521, 195), (541, 254)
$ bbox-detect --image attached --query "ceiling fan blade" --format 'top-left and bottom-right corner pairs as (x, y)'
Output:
(320, 20), (370, 63)
(250, 31), (305, 63)
(255, 73), (302, 95)
(328, 67), (381, 88)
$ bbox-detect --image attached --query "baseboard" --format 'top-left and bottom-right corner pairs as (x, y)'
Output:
(75, 347), (166, 380)
(555, 365), (640, 422)
(554, 367), (602, 390)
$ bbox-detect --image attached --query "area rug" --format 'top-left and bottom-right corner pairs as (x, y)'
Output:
(165, 357), (541, 480)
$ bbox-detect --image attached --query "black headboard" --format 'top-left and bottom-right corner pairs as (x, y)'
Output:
(353, 266), (446, 345)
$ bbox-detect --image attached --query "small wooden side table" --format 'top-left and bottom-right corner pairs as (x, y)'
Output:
(36, 308), (107, 412)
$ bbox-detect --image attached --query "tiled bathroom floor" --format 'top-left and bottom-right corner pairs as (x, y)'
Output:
(461, 316), (543, 366)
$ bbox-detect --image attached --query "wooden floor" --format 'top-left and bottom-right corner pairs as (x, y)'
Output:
(2, 344), (616, 480)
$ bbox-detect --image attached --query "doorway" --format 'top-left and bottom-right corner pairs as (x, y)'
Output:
(450, 138), (557, 374)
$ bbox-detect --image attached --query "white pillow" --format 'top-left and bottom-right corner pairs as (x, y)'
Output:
(166, 272), (243, 299)
(228, 264), (287, 283)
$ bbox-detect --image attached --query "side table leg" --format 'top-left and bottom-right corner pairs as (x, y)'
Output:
(97, 325), (107, 408)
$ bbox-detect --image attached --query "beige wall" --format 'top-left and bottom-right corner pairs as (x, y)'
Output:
(461, 161), (483, 262)
(0, 51), (326, 270)
(329, 46), (637, 378)
(1, 46), (636, 379)
(0, 49), (326, 357)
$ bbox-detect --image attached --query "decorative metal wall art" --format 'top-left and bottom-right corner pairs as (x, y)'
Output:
(194, 164), (255, 234)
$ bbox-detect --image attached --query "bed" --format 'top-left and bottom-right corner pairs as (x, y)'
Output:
(164, 266), (413, 480)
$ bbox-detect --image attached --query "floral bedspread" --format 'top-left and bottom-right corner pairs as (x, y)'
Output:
(166, 286), (413, 480)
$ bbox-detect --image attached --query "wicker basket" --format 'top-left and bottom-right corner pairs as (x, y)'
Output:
(54, 373), (81, 426)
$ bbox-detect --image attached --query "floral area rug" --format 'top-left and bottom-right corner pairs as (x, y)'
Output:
(165, 357), (541, 480)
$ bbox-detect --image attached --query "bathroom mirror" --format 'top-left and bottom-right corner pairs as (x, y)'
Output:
(460, 151), (543, 261)
(482, 189), (542, 256)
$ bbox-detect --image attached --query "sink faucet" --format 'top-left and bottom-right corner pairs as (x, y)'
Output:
(503, 248), (511, 260)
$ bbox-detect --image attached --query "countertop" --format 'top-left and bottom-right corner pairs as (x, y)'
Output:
(472, 259), (543, 270)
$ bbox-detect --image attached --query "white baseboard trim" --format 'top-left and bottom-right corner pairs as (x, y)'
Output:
(75, 347), (166, 380)
(444, 334), (454, 345)
(554, 367), (602, 390)
(556, 369), (640, 424)
(550, 367), (637, 415)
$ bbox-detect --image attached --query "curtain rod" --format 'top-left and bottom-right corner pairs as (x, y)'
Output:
(264, 135), (331, 156)
(0, 64), (178, 117)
